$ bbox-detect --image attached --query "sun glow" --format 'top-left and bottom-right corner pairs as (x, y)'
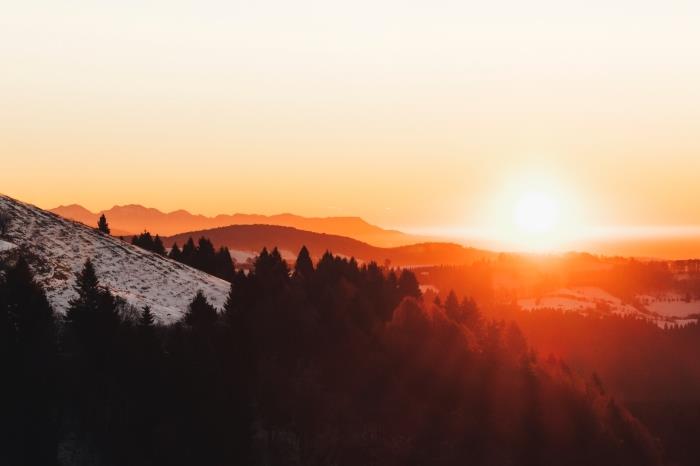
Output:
(514, 192), (559, 234)
(471, 172), (586, 253)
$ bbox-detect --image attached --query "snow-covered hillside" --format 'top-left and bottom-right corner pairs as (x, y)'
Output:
(0, 194), (229, 323)
(518, 287), (640, 316)
(517, 286), (698, 326)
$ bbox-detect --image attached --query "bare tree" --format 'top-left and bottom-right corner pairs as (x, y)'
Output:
(0, 208), (11, 237)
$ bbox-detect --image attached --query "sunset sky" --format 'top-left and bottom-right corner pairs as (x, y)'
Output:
(3, 1), (700, 252)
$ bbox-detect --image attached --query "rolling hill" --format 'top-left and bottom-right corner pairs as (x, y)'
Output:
(1, 195), (229, 323)
(163, 224), (493, 267)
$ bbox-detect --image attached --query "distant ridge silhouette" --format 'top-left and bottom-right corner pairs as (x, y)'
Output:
(163, 224), (493, 267)
(50, 204), (422, 247)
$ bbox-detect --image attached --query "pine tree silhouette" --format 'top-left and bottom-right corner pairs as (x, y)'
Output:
(153, 235), (166, 256)
(169, 242), (182, 261)
(97, 214), (110, 234)
(215, 247), (235, 282)
(294, 246), (314, 280)
(0, 256), (58, 465)
(139, 305), (155, 328)
(185, 291), (218, 328)
(398, 269), (421, 299)
(66, 259), (101, 323)
(181, 237), (197, 265)
(444, 290), (460, 321)
(65, 259), (119, 354)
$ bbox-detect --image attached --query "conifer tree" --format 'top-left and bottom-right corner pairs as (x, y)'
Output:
(215, 247), (235, 281)
(3, 257), (55, 353)
(66, 259), (101, 324)
(196, 237), (216, 271)
(459, 296), (481, 329)
(294, 246), (314, 280)
(184, 291), (218, 328)
(223, 271), (251, 323)
(169, 242), (182, 261)
(97, 214), (110, 234)
(398, 269), (421, 299)
(0, 256), (58, 465)
(153, 235), (166, 256)
(254, 247), (289, 292)
(181, 237), (197, 265)
(132, 231), (154, 251)
(444, 290), (460, 321)
(139, 305), (155, 328)
(66, 259), (119, 350)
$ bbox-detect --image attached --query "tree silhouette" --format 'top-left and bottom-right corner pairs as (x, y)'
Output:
(169, 242), (182, 261)
(66, 259), (101, 322)
(181, 237), (197, 265)
(0, 248), (673, 466)
(0, 256), (58, 465)
(65, 259), (119, 357)
(166, 236), (236, 281)
(294, 246), (314, 280)
(140, 305), (155, 328)
(97, 214), (110, 234)
(185, 291), (218, 328)
(153, 235), (166, 256)
(444, 290), (460, 321)
(214, 246), (235, 282)
(398, 269), (421, 299)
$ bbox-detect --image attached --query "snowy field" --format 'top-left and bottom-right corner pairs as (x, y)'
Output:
(518, 287), (639, 316)
(637, 294), (700, 319)
(518, 286), (699, 325)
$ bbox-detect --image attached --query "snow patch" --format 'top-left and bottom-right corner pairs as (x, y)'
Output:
(637, 294), (700, 319)
(0, 239), (17, 252)
(519, 287), (639, 316)
(519, 286), (699, 326)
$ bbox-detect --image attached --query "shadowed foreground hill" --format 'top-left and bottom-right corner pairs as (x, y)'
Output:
(163, 224), (493, 267)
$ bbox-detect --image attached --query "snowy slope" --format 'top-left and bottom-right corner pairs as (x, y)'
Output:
(517, 286), (698, 326)
(637, 293), (700, 319)
(518, 287), (639, 316)
(0, 194), (229, 323)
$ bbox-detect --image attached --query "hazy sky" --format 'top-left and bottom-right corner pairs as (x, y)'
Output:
(2, 1), (700, 237)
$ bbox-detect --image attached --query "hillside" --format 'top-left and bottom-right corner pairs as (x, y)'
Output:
(1, 195), (229, 323)
(163, 224), (493, 267)
(50, 203), (420, 247)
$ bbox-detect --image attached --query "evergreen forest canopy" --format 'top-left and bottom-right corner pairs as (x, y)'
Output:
(0, 246), (663, 466)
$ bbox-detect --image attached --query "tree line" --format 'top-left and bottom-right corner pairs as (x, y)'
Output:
(0, 247), (662, 466)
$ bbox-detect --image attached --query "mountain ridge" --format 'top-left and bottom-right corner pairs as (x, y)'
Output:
(50, 203), (419, 247)
(163, 224), (493, 267)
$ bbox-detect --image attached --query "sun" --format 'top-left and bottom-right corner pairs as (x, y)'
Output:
(477, 172), (583, 252)
(513, 192), (559, 234)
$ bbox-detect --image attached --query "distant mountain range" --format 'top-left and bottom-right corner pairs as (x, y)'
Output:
(2, 195), (229, 323)
(49, 203), (493, 266)
(164, 224), (493, 267)
(49, 204), (421, 247)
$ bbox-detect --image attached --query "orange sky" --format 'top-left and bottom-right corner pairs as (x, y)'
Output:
(2, 1), (700, 253)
